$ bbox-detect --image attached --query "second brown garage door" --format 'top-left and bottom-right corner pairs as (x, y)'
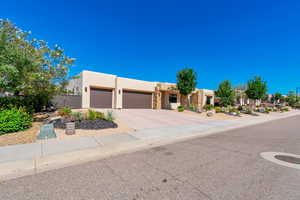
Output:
(90, 88), (112, 108)
(122, 90), (152, 109)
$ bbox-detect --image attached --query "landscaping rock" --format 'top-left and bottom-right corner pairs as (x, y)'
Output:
(33, 113), (50, 122)
(207, 112), (214, 117)
(230, 112), (238, 116)
(52, 118), (118, 130)
(259, 107), (266, 113)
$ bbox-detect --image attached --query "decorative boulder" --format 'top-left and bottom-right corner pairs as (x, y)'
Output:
(207, 111), (214, 117)
(259, 107), (266, 113)
(230, 112), (238, 116)
(33, 113), (50, 122)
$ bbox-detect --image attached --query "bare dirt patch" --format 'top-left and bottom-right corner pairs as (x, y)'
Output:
(0, 122), (41, 147)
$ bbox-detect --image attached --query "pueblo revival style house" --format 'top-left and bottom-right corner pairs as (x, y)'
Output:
(66, 70), (214, 110)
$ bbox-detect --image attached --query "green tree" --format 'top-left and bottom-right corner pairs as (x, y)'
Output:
(176, 68), (197, 107)
(273, 92), (283, 104)
(285, 91), (297, 106)
(215, 80), (235, 107)
(0, 19), (75, 111)
(245, 76), (267, 106)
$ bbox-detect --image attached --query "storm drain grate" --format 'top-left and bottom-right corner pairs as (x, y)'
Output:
(274, 155), (300, 164)
(260, 152), (300, 170)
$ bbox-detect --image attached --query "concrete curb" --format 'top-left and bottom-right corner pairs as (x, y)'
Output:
(0, 110), (300, 182)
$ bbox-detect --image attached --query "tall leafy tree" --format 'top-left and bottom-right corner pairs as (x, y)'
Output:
(215, 80), (235, 107)
(176, 68), (197, 107)
(273, 92), (283, 104)
(0, 19), (75, 111)
(245, 76), (267, 105)
(285, 91), (298, 106)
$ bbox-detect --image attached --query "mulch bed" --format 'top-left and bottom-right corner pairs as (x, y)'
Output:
(52, 118), (118, 130)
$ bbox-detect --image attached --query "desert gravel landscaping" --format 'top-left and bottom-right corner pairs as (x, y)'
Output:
(179, 110), (245, 120)
(0, 122), (41, 147)
(53, 118), (118, 129)
(0, 108), (295, 146)
(53, 119), (134, 140)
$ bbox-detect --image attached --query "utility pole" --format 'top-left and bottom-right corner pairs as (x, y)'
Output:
(297, 87), (300, 102)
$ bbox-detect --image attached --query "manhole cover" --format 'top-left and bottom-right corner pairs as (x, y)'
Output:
(260, 152), (300, 170)
(274, 155), (300, 164)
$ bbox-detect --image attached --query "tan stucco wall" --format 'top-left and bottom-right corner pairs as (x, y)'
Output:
(191, 89), (215, 109)
(115, 77), (156, 108)
(201, 89), (215, 107)
(81, 70), (116, 108)
(161, 91), (181, 109)
(75, 70), (215, 110)
(80, 70), (156, 109)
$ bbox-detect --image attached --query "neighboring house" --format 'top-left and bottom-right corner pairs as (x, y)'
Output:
(235, 89), (250, 106)
(66, 70), (214, 110)
(264, 94), (287, 105)
(266, 94), (273, 103)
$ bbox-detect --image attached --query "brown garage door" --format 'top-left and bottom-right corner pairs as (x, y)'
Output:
(123, 90), (152, 109)
(90, 88), (112, 108)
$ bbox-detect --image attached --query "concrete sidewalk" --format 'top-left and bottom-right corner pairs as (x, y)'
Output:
(1, 110), (300, 181)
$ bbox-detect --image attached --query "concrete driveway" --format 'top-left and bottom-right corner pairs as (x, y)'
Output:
(110, 109), (214, 130)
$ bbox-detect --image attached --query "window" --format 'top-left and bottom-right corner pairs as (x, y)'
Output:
(169, 94), (177, 103)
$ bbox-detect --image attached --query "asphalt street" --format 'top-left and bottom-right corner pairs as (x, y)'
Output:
(1, 115), (300, 200)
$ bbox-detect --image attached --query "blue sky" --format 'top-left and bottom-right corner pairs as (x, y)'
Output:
(1, 0), (299, 94)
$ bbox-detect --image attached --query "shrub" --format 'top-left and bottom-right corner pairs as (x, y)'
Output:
(244, 109), (253, 115)
(214, 106), (222, 113)
(88, 110), (97, 120)
(228, 107), (240, 116)
(70, 112), (83, 121)
(0, 108), (32, 134)
(58, 107), (72, 117)
(188, 104), (197, 111)
(223, 106), (230, 113)
(203, 104), (214, 111)
(0, 95), (53, 113)
(96, 112), (105, 119)
(229, 107), (238, 113)
(177, 106), (184, 112)
(237, 105), (243, 111)
(88, 110), (105, 120)
(105, 111), (115, 122)
(280, 107), (289, 112)
(292, 103), (300, 109)
(0, 96), (35, 114)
